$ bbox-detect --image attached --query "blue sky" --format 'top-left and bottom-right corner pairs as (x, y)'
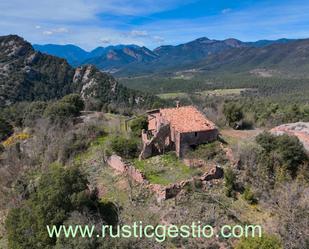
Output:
(1, 0), (309, 50)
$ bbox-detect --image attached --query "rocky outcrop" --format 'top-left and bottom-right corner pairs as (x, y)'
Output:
(0, 35), (157, 108)
(201, 166), (224, 181)
(0, 35), (75, 106)
(271, 122), (309, 152)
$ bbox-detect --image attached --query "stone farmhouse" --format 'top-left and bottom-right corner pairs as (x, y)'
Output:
(139, 105), (218, 159)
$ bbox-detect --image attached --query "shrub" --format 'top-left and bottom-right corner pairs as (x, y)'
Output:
(2, 132), (30, 147)
(44, 94), (84, 123)
(224, 167), (236, 197)
(44, 101), (77, 122)
(129, 116), (148, 137)
(5, 164), (115, 249)
(58, 123), (105, 163)
(61, 94), (84, 115)
(256, 131), (277, 153)
(223, 102), (244, 129)
(186, 141), (227, 164)
(0, 144), (4, 153)
(256, 132), (308, 178)
(235, 235), (282, 249)
(243, 186), (257, 204)
(0, 102), (30, 127)
(6, 165), (89, 248)
(0, 117), (13, 141)
(110, 136), (139, 159)
(23, 101), (47, 126)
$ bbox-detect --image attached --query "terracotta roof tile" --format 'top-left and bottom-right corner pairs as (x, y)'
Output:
(159, 106), (216, 133)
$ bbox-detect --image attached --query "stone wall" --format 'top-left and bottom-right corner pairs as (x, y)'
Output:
(107, 155), (148, 184)
(139, 124), (171, 160)
(182, 158), (208, 168)
(107, 155), (224, 202)
(148, 166), (224, 202)
(178, 129), (219, 157)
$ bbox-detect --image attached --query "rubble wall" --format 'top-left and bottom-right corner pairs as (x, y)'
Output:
(107, 155), (147, 184)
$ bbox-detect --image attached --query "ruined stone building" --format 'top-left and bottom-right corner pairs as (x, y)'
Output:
(140, 106), (218, 159)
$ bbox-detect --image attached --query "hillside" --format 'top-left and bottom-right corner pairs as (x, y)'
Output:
(34, 43), (158, 71)
(83, 45), (158, 73)
(193, 38), (309, 77)
(0, 35), (157, 109)
(117, 38), (309, 77)
(33, 44), (89, 66)
(33, 37), (296, 75)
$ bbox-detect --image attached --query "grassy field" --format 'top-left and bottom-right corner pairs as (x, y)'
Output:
(199, 88), (249, 96)
(157, 88), (250, 100)
(156, 92), (189, 100)
(132, 153), (202, 185)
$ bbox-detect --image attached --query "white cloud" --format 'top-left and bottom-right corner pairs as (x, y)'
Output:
(0, 0), (193, 22)
(1, 0), (309, 50)
(153, 35), (165, 43)
(130, 30), (148, 37)
(54, 27), (68, 33)
(42, 27), (69, 36)
(42, 31), (53, 35)
(0, 0), (194, 49)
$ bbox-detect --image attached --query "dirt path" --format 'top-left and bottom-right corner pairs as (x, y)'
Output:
(220, 128), (263, 140)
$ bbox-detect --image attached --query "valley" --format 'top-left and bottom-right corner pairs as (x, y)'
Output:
(0, 34), (309, 249)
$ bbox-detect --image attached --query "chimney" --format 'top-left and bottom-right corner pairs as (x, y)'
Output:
(176, 100), (180, 108)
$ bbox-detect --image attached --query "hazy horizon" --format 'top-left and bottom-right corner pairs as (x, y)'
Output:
(31, 36), (300, 52)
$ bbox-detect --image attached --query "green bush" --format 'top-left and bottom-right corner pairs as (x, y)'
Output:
(5, 164), (118, 249)
(223, 102), (243, 128)
(110, 136), (139, 159)
(186, 141), (227, 164)
(0, 117), (13, 141)
(243, 186), (257, 204)
(44, 101), (77, 122)
(43, 94), (84, 123)
(129, 116), (148, 137)
(61, 94), (84, 115)
(1, 102), (30, 127)
(256, 132), (308, 178)
(224, 167), (236, 197)
(23, 101), (48, 126)
(5, 165), (89, 248)
(59, 124), (105, 163)
(235, 235), (282, 249)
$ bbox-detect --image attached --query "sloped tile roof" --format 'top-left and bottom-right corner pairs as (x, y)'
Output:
(160, 106), (216, 133)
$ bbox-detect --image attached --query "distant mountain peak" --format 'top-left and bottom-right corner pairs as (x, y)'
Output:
(32, 36), (299, 74)
(194, 37), (211, 42)
(0, 34), (156, 108)
(223, 38), (244, 47)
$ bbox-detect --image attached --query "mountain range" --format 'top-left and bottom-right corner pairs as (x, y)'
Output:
(33, 43), (158, 70)
(33, 37), (299, 75)
(0, 35), (156, 108)
(2, 34), (309, 108)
